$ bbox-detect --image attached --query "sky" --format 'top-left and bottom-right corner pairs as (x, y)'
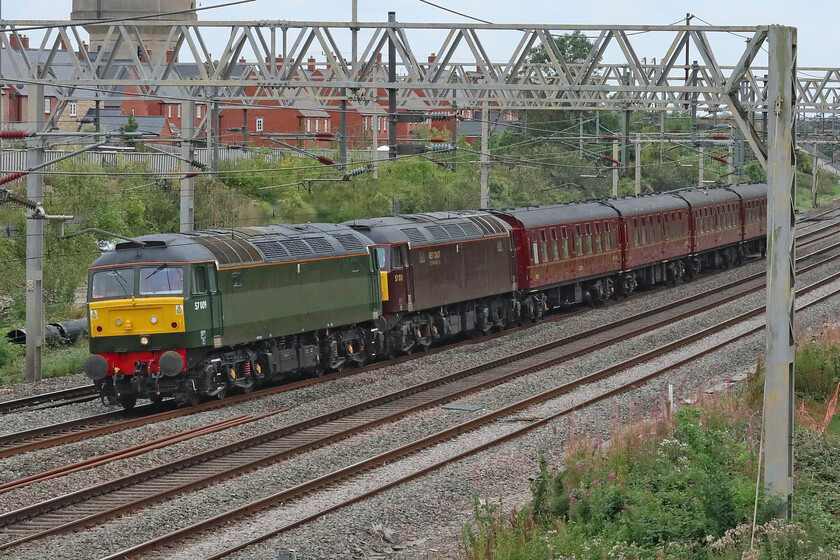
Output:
(0, 0), (835, 69)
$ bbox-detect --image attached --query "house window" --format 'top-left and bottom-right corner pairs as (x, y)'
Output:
(178, 104), (181, 118)
(255, 117), (264, 132)
(196, 105), (202, 119)
(315, 119), (319, 132)
(323, 119), (328, 132)
(68, 102), (77, 117)
(44, 98), (50, 114)
(306, 119), (312, 132)
(168, 105), (172, 118)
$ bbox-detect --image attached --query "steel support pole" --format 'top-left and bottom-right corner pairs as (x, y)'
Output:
(660, 112), (665, 163)
(480, 101), (490, 208)
(579, 114), (584, 159)
(812, 143), (819, 208)
(612, 139), (619, 196)
(690, 61), (699, 147)
(372, 116), (378, 179)
(180, 99), (195, 233)
(450, 105), (458, 173)
(634, 133), (641, 195)
(212, 96), (220, 173)
(25, 80), (44, 383)
(387, 11), (397, 160)
(728, 141), (735, 186)
(698, 146), (704, 188)
(764, 24), (796, 520)
(339, 88), (347, 171)
(242, 108), (249, 153)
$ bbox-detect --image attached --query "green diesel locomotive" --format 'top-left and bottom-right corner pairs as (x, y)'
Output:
(83, 224), (381, 408)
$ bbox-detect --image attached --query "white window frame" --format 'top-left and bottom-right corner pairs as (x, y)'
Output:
(323, 119), (328, 132)
(44, 98), (50, 114)
(168, 105), (172, 118)
(255, 117), (264, 132)
(177, 104), (181, 118)
(196, 105), (202, 119)
(306, 118), (311, 132)
(68, 102), (77, 117)
(315, 118), (319, 132)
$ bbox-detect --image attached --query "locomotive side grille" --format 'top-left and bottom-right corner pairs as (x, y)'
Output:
(305, 237), (333, 254)
(425, 225), (450, 241)
(400, 227), (427, 245)
(333, 234), (366, 252)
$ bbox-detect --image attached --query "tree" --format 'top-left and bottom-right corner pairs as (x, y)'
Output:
(120, 114), (139, 147)
(526, 30), (594, 71)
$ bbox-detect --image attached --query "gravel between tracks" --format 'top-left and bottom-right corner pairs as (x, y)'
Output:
(3, 256), (840, 559)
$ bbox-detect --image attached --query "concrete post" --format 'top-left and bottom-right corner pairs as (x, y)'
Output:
(372, 115), (378, 179)
(25, 79), (44, 383)
(388, 11), (397, 160)
(339, 88), (347, 171)
(728, 141), (735, 186)
(480, 101), (490, 208)
(612, 139), (619, 196)
(812, 143), (819, 208)
(180, 99), (195, 233)
(698, 146), (704, 188)
(579, 114), (584, 159)
(634, 133), (641, 194)
(764, 24), (796, 520)
(690, 61), (699, 147)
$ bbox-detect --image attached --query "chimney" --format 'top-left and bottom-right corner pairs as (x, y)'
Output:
(307, 56), (316, 71)
(60, 40), (67, 51)
(239, 57), (246, 63)
(376, 53), (382, 63)
(78, 41), (88, 61)
(166, 49), (175, 63)
(10, 34), (29, 50)
(428, 53), (436, 64)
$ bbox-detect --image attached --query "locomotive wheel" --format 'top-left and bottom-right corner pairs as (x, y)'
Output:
(117, 394), (137, 410)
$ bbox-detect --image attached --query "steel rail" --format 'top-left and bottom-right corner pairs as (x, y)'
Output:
(3, 251), (840, 553)
(0, 385), (96, 415)
(110, 274), (840, 560)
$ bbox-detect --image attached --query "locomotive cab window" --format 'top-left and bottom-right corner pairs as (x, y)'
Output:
(375, 247), (387, 270)
(140, 266), (184, 296)
(193, 266), (208, 294)
(391, 246), (406, 268)
(91, 267), (135, 299)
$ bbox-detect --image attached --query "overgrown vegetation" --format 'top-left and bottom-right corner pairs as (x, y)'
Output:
(460, 323), (840, 560)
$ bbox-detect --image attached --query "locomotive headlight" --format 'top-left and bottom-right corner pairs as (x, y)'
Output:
(150, 316), (158, 325)
(115, 317), (123, 326)
(140, 336), (149, 346)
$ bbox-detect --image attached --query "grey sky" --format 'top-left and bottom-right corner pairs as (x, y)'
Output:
(2, 1), (833, 67)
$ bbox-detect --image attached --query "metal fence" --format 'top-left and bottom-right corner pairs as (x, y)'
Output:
(0, 146), (379, 176)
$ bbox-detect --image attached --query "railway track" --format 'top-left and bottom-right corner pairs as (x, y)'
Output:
(2, 244), (840, 554)
(1, 204), (839, 422)
(0, 386), (96, 414)
(104, 264), (840, 560)
(3, 213), (840, 463)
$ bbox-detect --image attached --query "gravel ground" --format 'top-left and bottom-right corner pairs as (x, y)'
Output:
(1, 204), (839, 559)
(4, 255), (840, 560)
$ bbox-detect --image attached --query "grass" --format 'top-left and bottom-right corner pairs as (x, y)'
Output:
(459, 325), (840, 560)
(0, 339), (88, 386)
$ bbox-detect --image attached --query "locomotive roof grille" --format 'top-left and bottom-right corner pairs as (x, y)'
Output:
(400, 227), (428, 245)
(333, 234), (367, 252)
(306, 237), (333, 254)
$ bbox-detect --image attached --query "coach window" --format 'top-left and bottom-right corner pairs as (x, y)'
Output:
(639, 218), (646, 245)
(633, 219), (639, 246)
(575, 226), (583, 255)
(594, 224), (602, 252)
(532, 239), (540, 264)
(604, 223), (612, 251)
(551, 229), (560, 260)
(697, 211), (703, 234)
(649, 218), (655, 243)
(540, 230), (549, 262)
(585, 225), (593, 254)
(561, 230), (570, 259)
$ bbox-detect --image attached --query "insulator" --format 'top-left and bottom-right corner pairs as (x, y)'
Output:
(711, 155), (729, 164)
(601, 155), (620, 165)
(0, 172), (28, 186)
(0, 131), (32, 139)
(183, 172), (199, 179)
(601, 136), (619, 141)
(314, 132), (334, 141)
(316, 155), (336, 166)
(343, 166), (370, 180)
(426, 143), (455, 153)
(427, 112), (452, 121)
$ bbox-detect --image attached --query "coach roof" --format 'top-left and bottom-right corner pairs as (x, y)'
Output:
(492, 202), (618, 228)
(344, 211), (510, 247)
